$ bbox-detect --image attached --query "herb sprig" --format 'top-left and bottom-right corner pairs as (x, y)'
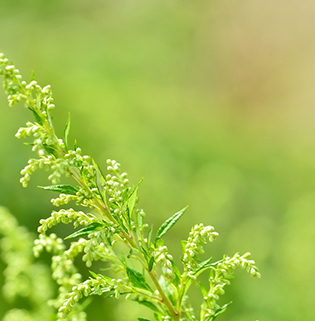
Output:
(0, 52), (260, 321)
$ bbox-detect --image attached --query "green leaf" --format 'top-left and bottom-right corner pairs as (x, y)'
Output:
(194, 257), (213, 277)
(65, 222), (103, 239)
(158, 275), (175, 304)
(206, 302), (232, 321)
(89, 271), (99, 278)
(64, 112), (71, 151)
(92, 287), (116, 298)
(133, 298), (159, 312)
(138, 318), (152, 321)
(147, 225), (153, 247)
(171, 261), (181, 287)
(128, 182), (140, 214)
(30, 70), (36, 81)
(155, 206), (188, 242)
(28, 106), (43, 125)
(148, 256), (154, 272)
(89, 271), (112, 282)
(196, 280), (208, 297)
(38, 184), (78, 195)
(42, 143), (58, 157)
(126, 267), (152, 291)
(127, 179), (143, 225)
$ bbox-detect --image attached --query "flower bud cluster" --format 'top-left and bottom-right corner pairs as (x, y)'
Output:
(65, 238), (88, 260)
(153, 245), (175, 280)
(0, 54), (55, 116)
(82, 228), (117, 267)
(19, 155), (71, 187)
(48, 158), (71, 185)
(33, 233), (66, 257)
(105, 159), (129, 204)
(34, 234), (84, 315)
(65, 148), (90, 168)
(0, 54), (24, 101)
(182, 224), (219, 271)
(15, 122), (39, 139)
(51, 193), (78, 207)
(51, 254), (82, 288)
(19, 157), (50, 187)
(38, 209), (95, 234)
(202, 252), (261, 318)
(57, 277), (111, 320)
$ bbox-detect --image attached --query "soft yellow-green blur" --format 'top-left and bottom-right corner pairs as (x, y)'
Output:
(1, 1), (315, 320)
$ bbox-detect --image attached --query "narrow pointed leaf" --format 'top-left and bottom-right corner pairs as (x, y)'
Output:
(127, 179), (143, 224)
(65, 222), (103, 239)
(134, 298), (159, 312)
(89, 271), (112, 282)
(206, 302), (232, 321)
(194, 257), (213, 276)
(147, 225), (153, 247)
(42, 143), (58, 157)
(64, 112), (71, 151)
(28, 106), (43, 125)
(128, 186), (138, 211)
(38, 184), (78, 195)
(155, 206), (188, 242)
(148, 256), (155, 272)
(30, 70), (36, 81)
(126, 267), (152, 291)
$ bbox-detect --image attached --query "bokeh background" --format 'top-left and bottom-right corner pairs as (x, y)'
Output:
(1, 1), (315, 320)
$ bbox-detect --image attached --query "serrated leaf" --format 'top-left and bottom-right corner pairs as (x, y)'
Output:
(38, 184), (78, 195)
(126, 267), (152, 291)
(64, 112), (71, 151)
(65, 222), (103, 239)
(155, 206), (188, 242)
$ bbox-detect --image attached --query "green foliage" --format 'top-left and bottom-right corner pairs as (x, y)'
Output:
(0, 52), (260, 320)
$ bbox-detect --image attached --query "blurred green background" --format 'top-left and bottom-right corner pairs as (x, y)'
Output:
(1, 1), (315, 320)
